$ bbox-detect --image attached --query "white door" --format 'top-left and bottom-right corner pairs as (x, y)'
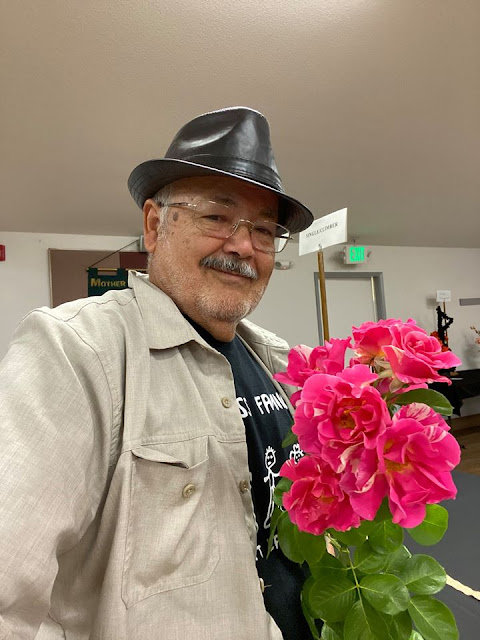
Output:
(320, 276), (379, 362)
(325, 277), (377, 339)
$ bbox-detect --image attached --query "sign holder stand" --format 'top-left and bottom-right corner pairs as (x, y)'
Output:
(316, 244), (330, 343)
(298, 207), (347, 344)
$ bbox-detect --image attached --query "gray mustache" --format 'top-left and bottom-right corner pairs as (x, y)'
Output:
(200, 255), (258, 281)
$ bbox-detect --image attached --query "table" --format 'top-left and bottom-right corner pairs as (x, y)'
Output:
(430, 369), (480, 416)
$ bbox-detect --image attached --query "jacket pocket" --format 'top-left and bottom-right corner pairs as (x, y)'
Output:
(122, 436), (219, 607)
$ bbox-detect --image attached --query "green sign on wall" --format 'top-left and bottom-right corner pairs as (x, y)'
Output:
(87, 268), (129, 297)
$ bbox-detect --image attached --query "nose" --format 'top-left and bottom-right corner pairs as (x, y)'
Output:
(222, 220), (256, 258)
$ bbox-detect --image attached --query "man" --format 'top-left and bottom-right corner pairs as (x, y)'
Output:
(0, 107), (314, 639)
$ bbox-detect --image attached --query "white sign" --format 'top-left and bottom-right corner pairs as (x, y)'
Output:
(299, 208), (348, 256)
(436, 290), (452, 303)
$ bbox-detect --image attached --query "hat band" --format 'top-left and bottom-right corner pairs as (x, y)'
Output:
(174, 154), (285, 193)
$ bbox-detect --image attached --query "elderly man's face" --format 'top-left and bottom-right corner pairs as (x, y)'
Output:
(143, 175), (278, 332)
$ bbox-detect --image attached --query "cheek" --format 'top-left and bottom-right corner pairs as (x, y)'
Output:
(258, 256), (274, 280)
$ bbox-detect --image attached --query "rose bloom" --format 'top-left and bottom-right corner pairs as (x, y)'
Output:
(274, 339), (351, 405)
(340, 447), (388, 522)
(377, 409), (461, 528)
(280, 455), (360, 535)
(352, 318), (462, 387)
(339, 404), (453, 522)
(293, 365), (391, 472)
(394, 402), (450, 432)
(351, 318), (415, 365)
(384, 323), (462, 385)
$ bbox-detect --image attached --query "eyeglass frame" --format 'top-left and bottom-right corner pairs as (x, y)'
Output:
(158, 200), (292, 254)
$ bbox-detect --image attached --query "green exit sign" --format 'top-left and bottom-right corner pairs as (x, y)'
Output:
(344, 245), (367, 264)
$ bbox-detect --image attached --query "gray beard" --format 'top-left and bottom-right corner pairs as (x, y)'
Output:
(199, 255), (258, 280)
(196, 255), (263, 321)
(194, 289), (260, 323)
(150, 248), (266, 324)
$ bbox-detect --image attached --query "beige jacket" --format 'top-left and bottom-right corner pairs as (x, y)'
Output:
(0, 272), (293, 640)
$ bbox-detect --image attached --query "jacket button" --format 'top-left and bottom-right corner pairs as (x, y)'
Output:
(239, 479), (249, 494)
(182, 484), (196, 499)
(221, 397), (232, 408)
(259, 578), (265, 593)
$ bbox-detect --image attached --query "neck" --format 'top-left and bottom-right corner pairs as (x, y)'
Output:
(186, 312), (238, 342)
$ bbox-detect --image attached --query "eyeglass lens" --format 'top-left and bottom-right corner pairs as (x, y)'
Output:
(192, 201), (289, 253)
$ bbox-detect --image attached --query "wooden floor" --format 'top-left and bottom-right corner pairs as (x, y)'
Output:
(450, 414), (480, 476)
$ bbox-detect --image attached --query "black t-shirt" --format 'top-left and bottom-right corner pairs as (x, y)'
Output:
(189, 320), (310, 640)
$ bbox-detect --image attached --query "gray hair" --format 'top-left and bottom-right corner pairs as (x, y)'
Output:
(145, 183), (175, 269)
(152, 183), (174, 235)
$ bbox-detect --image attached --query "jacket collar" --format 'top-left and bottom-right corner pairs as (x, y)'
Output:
(129, 271), (203, 350)
(129, 270), (288, 352)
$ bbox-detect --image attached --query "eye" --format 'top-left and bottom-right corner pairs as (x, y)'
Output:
(255, 223), (275, 238)
(200, 213), (229, 224)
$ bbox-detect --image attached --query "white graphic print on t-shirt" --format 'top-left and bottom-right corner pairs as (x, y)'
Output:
(263, 446), (279, 529)
(235, 392), (303, 560)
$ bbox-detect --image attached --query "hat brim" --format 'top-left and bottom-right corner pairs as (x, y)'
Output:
(128, 158), (313, 235)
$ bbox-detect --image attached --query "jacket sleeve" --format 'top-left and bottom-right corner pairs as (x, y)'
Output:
(0, 310), (113, 639)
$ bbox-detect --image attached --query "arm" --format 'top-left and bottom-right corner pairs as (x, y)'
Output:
(0, 310), (112, 638)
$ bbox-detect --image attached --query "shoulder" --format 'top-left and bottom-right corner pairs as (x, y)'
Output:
(18, 287), (142, 358)
(237, 318), (289, 351)
(36, 287), (137, 324)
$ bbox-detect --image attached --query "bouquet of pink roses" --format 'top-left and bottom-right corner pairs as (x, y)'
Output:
(269, 318), (462, 640)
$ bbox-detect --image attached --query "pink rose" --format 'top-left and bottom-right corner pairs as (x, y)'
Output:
(352, 319), (416, 365)
(378, 415), (461, 527)
(293, 365), (391, 471)
(310, 338), (352, 375)
(340, 447), (388, 521)
(280, 455), (360, 535)
(383, 324), (462, 385)
(393, 403), (450, 432)
(353, 318), (462, 387)
(274, 339), (351, 405)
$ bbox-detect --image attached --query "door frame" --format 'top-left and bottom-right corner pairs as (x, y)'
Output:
(314, 271), (387, 344)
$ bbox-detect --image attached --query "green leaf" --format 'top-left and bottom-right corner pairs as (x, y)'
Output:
(266, 506), (282, 558)
(369, 519), (404, 554)
(360, 574), (410, 615)
(330, 526), (369, 547)
(308, 570), (358, 622)
(312, 553), (350, 579)
(344, 600), (390, 640)
(276, 513), (327, 567)
(354, 542), (389, 574)
(408, 596), (458, 640)
(356, 518), (377, 536)
(302, 577), (322, 639)
(399, 555), (446, 595)
(409, 632), (425, 640)
(273, 476), (293, 507)
(383, 545), (412, 576)
(282, 428), (298, 447)
(391, 389), (453, 416)
(296, 528), (326, 568)
(277, 512), (304, 564)
(321, 623), (344, 640)
(380, 610), (413, 640)
(406, 505), (448, 546)
(373, 498), (392, 523)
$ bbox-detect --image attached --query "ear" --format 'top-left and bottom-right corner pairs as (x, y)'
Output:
(143, 200), (160, 253)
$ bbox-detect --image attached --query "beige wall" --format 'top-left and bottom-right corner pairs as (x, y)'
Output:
(2, 231), (480, 412)
(250, 241), (480, 371)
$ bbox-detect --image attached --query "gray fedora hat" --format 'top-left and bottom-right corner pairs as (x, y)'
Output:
(127, 107), (313, 234)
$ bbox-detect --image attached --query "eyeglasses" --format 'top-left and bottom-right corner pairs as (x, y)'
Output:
(162, 200), (291, 254)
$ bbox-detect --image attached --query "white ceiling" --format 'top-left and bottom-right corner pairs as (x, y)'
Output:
(1, 0), (479, 247)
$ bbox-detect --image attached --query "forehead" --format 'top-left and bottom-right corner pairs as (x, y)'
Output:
(168, 175), (279, 219)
